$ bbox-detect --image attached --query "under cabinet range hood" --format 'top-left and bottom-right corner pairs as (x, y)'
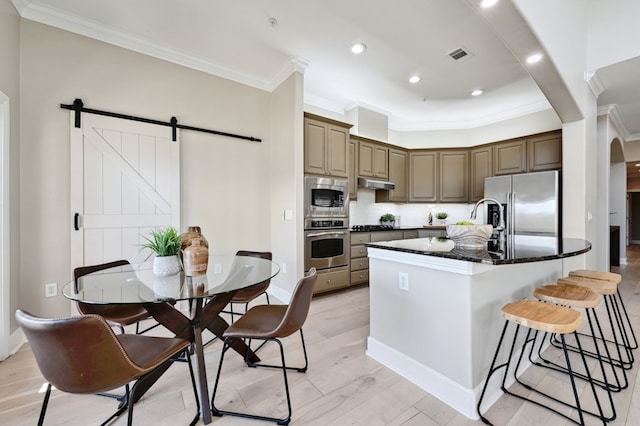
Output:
(357, 177), (395, 190)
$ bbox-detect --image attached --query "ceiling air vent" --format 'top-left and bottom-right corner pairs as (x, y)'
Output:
(447, 47), (473, 62)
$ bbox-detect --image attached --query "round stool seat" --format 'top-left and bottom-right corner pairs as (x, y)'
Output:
(569, 269), (621, 284)
(534, 283), (601, 309)
(502, 299), (582, 334)
(558, 276), (617, 295)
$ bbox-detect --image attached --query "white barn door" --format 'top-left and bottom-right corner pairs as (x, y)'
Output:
(70, 113), (180, 269)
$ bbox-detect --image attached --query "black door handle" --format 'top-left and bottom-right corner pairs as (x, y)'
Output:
(74, 213), (80, 231)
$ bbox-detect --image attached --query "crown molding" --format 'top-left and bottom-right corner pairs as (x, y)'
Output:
(598, 104), (632, 141)
(388, 100), (552, 132)
(268, 57), (310, 91)
(15, 1), (301, 92)
(585, 70), (605, 98)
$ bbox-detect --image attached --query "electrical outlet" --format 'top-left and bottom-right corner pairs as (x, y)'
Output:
(398, 273), (409, 291)
(282, 263), (287, 273)
(45, 282), (58, 298)
(214, 264), (222, 274)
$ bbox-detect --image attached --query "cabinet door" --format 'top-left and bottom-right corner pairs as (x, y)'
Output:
(376, 148), (407, 203)
(403, 230), (418, 239)
(358, 141), (375, 177)
(439, 150), (468, 202)
(327, 125), (348, 178)
(528, 132), (562, 172)
(373, 145), (389, 179)
(348, 139), (357, 200)
(370, 230), (403, 242)
(470, 146), (493, 201)
(409, 151), (438, 202)
(493, 139), (527, 175)
(304, 118), (328, 176)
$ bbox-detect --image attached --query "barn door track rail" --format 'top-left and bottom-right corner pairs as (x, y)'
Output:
(60, 98), (262, 142)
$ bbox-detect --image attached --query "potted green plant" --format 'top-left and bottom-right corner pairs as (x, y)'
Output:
(141, 227), (183, 276)
(380, 213), (396, 227)
(436, 212), (448, 224)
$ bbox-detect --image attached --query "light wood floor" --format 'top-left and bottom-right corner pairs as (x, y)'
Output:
(2, 250), (640, 425)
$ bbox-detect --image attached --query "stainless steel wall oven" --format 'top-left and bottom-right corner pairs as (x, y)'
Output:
(304, 176), (350, 292)
(304, 219), (349, 271)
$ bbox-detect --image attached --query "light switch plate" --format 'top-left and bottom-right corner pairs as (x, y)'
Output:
(45, 282), (58, 298)
(398, 273), (409, 291)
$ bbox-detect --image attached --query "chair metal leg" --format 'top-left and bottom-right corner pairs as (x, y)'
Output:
(212, 331), (308, 425)
(616, 289), (638, 349)
(476, 320), (515, 425)
(479, 320), (610, 425)
(551, 294), (634, 370)
(37, 383), (52, 426)
(530, 307), (625, 397)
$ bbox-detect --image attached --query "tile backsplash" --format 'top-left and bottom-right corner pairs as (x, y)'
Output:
(349, 188), (486, 227)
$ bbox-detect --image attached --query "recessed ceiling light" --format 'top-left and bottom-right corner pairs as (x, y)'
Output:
(471, 89), (484, 96)
(409, 75), (421, 84)
(526, 53), (543, 64)
(480, 0), (499, 8)
(351, 43), (367, 54)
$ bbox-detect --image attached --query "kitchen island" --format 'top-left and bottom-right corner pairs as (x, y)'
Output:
(365, 236), (591, 419)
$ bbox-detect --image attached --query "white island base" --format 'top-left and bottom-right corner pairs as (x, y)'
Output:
(366, 243), (587, 419)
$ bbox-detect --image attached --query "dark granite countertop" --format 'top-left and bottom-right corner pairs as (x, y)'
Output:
(350, 225), (445, 233)
(366, 236), (591, 265)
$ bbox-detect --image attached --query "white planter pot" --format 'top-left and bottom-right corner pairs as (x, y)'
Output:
(153, 255), (182, 277)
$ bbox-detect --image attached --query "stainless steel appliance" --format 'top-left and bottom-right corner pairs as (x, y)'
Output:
(304, 177), (349, 219)
(304, 218), (349, 271)
(484, 170), (561, 237)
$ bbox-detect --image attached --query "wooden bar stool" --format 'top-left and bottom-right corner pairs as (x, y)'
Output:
(477, 299), (606, 426)
(559, 273), (635, 370)
(570, 270), (638, 350)
(532, 283), (617, 421)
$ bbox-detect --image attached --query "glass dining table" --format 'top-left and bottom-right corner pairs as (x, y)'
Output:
(62, 255), (279, 425)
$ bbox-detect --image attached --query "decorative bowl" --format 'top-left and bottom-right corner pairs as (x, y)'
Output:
(446, 224), (493, 249)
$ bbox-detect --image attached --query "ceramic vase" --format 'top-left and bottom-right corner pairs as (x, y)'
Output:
(153, 255), (182, 277)
(180, 226), (208, 250)
(183, 239), (209, 276)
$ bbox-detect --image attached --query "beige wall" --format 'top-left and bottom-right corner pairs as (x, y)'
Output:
(269, 72), (305, 296)
(18, 20), (299, 318)
(0, 0), (21, 337)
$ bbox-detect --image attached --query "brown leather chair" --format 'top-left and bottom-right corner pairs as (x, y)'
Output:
(224, 250), (273, 322)
(211, 267), (317, 425)
(74, 259), (158, 334)
(15, 309), (200, 426)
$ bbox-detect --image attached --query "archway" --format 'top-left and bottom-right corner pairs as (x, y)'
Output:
(610, 138), (625, 265)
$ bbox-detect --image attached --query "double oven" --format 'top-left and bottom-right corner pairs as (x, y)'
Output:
(304, 177), (349, 273)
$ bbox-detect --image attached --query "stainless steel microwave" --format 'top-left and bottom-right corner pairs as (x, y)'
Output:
(304, 176), (349, 218)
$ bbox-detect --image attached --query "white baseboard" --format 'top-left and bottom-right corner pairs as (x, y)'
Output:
(366, 336), (539, 420)
(8, 327), (25, 357)
(267, 285), (291, 304)
(366, 336), (480, 419)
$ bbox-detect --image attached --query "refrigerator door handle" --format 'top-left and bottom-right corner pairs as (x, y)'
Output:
(510, 191), (516, 237)
(506, 192), (511, 236)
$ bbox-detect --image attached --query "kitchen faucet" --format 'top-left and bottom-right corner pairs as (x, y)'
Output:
(470, 198), (506, 242)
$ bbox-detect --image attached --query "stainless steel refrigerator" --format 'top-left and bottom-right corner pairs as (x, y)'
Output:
(484, 170), (561, 237)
